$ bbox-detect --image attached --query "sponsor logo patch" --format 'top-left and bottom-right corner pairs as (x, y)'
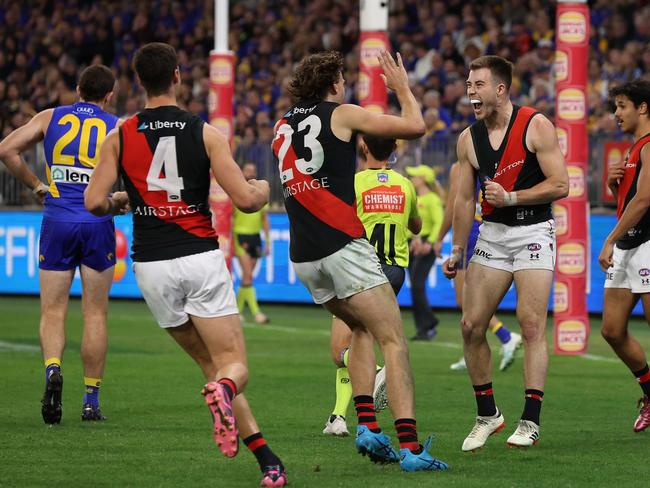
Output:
(527, 243), (542, 251)
(639, 268), (650, 277)
(558, 89), (586, 121)
(474, 248), (492, 260)
(554, 282), (568, 313)
(137, 120), (186, 131)
(362, 185), (405, 213)
(557, 243), (585, 274)
(558, 11), (587, 44)
(210, 58), (232, 84)
(50, 165), (93, 184)
(557, 320), (588, 353)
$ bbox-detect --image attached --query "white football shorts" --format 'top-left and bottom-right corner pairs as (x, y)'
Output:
(604, 239), (650, 294)
(292, 238), (389, 304)
(469, 219), (556, 273)
(132, 249), (239, 328)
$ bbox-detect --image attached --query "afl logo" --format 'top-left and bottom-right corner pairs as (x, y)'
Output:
(210, 58), (232, 85)
(558, 89), (586, 121)
(377, 172), (389, 183)
(527, 243), (541, 251)
(554, 51), (569, 82)
(558, 11), (587, 44)
(640, 269), (650, 277)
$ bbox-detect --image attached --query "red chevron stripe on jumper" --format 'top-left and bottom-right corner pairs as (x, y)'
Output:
(482, 106), (536, 217)
(273, 120), (364, 238)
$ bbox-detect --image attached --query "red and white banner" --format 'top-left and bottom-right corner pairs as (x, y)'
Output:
(359, 31), (389, 113)
(553, 2), (590, 354)
(208, 51), (235, 269)
(602, 141), (631, 204)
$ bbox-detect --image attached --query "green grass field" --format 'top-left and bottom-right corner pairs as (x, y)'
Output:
(1, 296), (649, 487)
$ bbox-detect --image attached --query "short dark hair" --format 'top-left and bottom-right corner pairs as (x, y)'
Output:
(78, 65), (115, 102)
(469, 55), (514, 90)
(288, 51), (344, 102)
(362, 134), (396, 161)
(609, 80), (650, 113)
(133, 42), (178, 96)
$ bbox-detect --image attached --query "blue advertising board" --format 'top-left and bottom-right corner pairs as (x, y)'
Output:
(0, 211), (642, 315)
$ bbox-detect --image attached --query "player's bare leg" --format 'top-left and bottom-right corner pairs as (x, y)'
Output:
(602, 288), (645, 370)
(602, 289), (650, 432)
(168, 320), (286, 484)
(79, 265), (113, 420)
(39, 269), (74, 424)
(460, 263), (511, 451)
(506, 269), (553, 447)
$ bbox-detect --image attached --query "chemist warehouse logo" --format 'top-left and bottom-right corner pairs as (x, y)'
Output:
(50, 165), (92, 184)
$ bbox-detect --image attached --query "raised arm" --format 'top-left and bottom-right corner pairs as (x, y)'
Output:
(485, 115), (569, 207)
(599, 144), (650, 270)
(0, 110), (52, 202)
(204, 124), (269, 213)
(443, 129), (477, 278)
(84, 128), (129, 216)
(331, 52), (425, 141)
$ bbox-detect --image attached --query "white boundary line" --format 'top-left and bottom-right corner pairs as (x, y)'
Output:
(0, 340), (40, 352)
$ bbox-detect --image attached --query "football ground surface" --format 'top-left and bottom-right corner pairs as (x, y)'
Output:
(1, 296), (648, 487)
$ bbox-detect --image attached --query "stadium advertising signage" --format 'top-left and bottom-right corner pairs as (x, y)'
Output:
(553, 1), (591, 354)
(0, 211), (643, 317)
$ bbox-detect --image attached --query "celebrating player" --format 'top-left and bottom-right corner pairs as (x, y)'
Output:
(85, 43), (286, 487)
(0, 65), (123, 423)
(599, 79), (650, 433)
(435, 161), (522, 371)
(322, 134), (421, 437)
(234, 161), (270, 324)
(443, 55), (568, 450)
(274, 50), (447, 471)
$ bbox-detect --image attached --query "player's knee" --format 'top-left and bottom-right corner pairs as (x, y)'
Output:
(518, 318), (545, 343)
(601, 324), (626, 346)
(460, 316), (482, 343)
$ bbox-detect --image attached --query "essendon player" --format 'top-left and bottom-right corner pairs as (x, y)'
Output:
(442, 56), (568, 450)
(85, 43), (287, 487)
(274, 50), (448, 472)
(599, 80), (650, 433)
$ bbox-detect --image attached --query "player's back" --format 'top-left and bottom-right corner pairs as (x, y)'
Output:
(119, 106), (218, 262)
(43, 102), (118, 222)
(354, 168), (417, 267)
(274, 100), (364, 262)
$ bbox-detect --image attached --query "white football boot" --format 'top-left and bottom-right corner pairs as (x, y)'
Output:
(461, 410), (505, 452)
(506, 419), (540, 448)
(499, 332), (522, 371)
(323, 415), (349, 436)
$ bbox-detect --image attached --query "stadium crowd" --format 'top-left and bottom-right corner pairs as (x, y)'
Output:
(0, 0), (649, 154)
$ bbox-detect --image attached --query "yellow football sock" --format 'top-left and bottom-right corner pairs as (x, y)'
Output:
(246, 286), (261, 316)
(489, 321), (504, 334)
(44, 357), (61, 368)
(236, 286), (247, 313)
(332, 367), (353, 417)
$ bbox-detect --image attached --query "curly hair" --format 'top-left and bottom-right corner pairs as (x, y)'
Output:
(287, 51), (344, 103)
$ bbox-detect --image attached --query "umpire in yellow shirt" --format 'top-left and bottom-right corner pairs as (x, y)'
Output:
(322, 134), (422, 436)
(233, 162), (270, 324)
(406, 165), (444, 341)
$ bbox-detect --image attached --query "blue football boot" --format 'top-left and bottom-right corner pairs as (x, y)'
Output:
(399, 436), (449, 472)
(355, 425), (399, 464)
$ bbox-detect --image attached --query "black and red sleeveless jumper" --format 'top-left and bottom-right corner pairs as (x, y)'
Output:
(119, 106), (218, 262)
(470, 105), (552, 226)
(273, 100), (364, 262)
(616, 133), (650, 249)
